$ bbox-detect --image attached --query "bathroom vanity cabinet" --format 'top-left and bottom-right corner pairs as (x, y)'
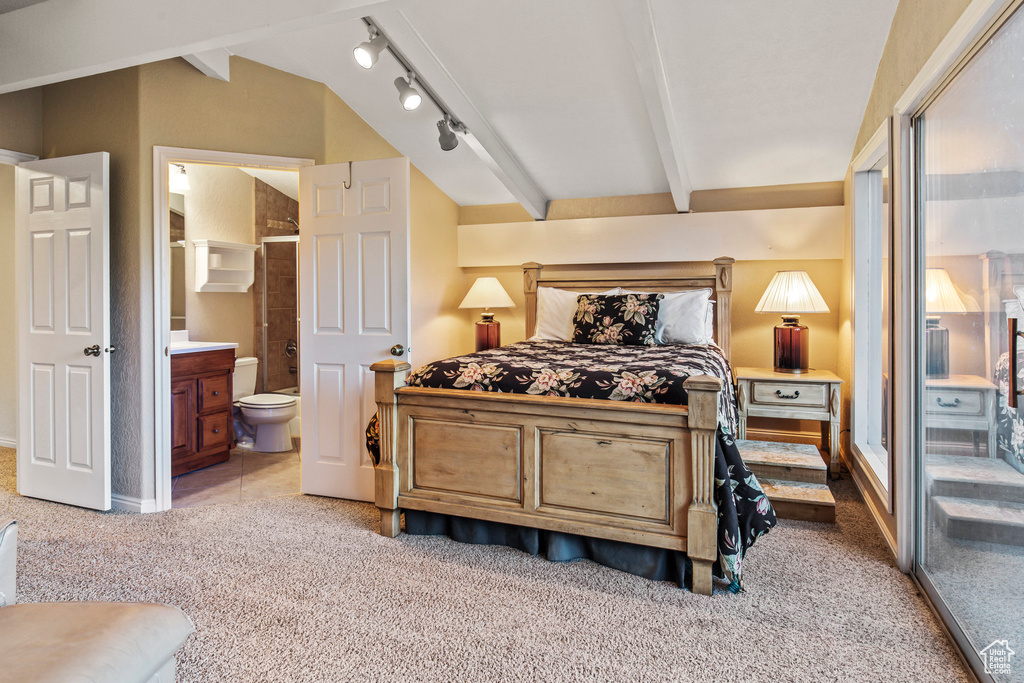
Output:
(170, 348), (236, 476)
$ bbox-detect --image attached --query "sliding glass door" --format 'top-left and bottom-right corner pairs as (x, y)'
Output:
(915, 5), (1024, 680)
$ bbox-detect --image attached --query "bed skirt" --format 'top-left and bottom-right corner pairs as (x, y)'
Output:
(405, 510), (697, 591)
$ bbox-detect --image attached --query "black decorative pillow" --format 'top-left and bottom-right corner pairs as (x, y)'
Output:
(572, 293), (663, 346)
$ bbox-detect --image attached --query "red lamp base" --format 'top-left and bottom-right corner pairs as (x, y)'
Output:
(774, 316), (810, 373)
(475, 313), (501, 352)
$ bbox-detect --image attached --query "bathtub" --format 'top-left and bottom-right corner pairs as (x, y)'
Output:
(274, 386), (300, 439)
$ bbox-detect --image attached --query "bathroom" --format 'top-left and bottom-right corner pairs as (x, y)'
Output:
(168, 162), (301, 508)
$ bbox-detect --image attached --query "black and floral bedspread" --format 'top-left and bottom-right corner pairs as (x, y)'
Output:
(995, 350), (1024, 473)
(366, 340), (776, 590)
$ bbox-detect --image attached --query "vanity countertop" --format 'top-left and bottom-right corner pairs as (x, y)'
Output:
(169, 341), (239, 355)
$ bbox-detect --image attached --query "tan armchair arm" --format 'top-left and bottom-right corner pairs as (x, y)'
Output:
(0, 519), (16, 606)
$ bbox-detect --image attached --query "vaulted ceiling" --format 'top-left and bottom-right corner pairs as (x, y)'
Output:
(0, 0), (900, 216)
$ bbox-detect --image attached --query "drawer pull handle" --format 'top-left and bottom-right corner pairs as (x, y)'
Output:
(775, 389), (800, 400)
(213, 391), (219, 396)
(213, 428), (220, 434)
(936, 397), (960, 409)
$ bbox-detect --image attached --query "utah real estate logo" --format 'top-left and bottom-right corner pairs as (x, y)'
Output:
(980, 640), (1015, 676)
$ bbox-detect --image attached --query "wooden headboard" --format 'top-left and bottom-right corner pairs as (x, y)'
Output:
(522, 257), (735, 360)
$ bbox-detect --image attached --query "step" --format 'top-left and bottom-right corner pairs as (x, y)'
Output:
(760, 478), (835, 523)
(736, 439), (827, 484)
(925, 454), (1024, 504)
(931, 496), (1024, 546)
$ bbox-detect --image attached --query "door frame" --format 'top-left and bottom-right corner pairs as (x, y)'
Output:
(152, 147), (314, 512)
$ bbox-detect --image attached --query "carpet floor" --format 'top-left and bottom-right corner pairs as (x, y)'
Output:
(0, 448), (970, 682)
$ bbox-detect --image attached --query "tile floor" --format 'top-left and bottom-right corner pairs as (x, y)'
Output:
(172, 442), (299, 508)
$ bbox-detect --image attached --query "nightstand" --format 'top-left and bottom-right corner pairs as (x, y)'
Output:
(734, 367), (844, 477)
(925, 374), (997, 457)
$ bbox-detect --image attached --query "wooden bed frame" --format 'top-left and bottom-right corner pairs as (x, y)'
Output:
(371, 257), (735, 595)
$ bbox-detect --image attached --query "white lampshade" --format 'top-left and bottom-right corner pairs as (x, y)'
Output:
(755, 271), (829, 314)
(459, 277), (515, 311)
(926, 268), (967, 314)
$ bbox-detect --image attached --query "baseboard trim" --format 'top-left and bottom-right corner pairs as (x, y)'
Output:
(111, 494), (158, 514)
(0, 437), (15, 449)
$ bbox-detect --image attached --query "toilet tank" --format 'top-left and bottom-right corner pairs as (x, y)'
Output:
(234, 357), (258, 401)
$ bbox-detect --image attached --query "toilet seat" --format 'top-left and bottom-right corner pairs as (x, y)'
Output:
(238, 393), (297, 409)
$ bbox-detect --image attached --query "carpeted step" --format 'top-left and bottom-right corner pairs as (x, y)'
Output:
(931, 496), (1024, 546)
(737, 439), (827, 484)
(925, 454), (1024, 504)
(760, 478), (835, 524)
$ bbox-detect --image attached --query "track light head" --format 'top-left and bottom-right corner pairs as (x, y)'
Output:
(353, 29), (388, 69)
(437, 116), (459, 151)
(394, 74), (422, 111)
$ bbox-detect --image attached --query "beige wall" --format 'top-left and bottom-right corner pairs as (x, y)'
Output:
(0, 164), (16, 443)
(41, 67), (145, 498)
(182, 163), (256, 356)
(843, 0), (974, 543)
(0, 87), (42, 156)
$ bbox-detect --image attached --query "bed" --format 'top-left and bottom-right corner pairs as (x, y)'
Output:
(981, 252), (1024, 473)
(368, 258), (775, 594)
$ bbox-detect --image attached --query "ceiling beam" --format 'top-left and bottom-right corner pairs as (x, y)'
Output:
(618, 0), (693, 213)
(370, 8), (549, 220)
(0, 0), (388, 94)
(182, 48), (232, 82)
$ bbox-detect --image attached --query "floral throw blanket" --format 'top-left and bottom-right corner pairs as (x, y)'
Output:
(995, 350), (1024, 473)
(366, 340), (776, 590)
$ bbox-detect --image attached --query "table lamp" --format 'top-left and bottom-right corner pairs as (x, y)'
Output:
(459, 277), (515, 351)
(925, 268), (966, 379)
(755, 271), (830, 373)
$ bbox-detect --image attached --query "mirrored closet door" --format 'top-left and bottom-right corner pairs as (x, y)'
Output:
(915, 5), (1024, 679)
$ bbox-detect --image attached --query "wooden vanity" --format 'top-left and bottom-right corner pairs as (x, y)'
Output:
(170, 348), (236, 476)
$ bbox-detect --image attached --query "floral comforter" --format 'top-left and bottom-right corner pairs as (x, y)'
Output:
(995, 349), (1024, 473)
(366, 340), (776, 590)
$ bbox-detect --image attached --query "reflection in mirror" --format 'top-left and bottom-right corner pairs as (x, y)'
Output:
(170, 195), (186, 331)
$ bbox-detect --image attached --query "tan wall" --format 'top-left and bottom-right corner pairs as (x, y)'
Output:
(0, 88), (51, 442)
(0, 87), (42, 156)
(41, 67), (145, 498)
(843, 0), (974, 544)
(182, 163), (256, 356)
(0, 164), (16, 442)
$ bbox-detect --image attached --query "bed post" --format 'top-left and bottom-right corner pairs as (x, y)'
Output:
(713, 257), (735, 361)
(682, 375), (723, 596)
(523, 262), (543, 338)
(371, 359), (411, 537)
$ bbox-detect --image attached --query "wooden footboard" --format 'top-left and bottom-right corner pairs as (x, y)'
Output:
(371, 359), (723, 595)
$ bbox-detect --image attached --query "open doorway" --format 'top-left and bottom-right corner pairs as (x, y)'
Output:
(153, 148), (314, 511)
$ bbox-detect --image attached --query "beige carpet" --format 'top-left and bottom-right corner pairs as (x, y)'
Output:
(0, 448), (969, 682)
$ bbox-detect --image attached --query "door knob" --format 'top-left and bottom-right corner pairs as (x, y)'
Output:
(84, 345), (101, 357)
(390, 344), (405, 357)
(105, 346), (116, 354)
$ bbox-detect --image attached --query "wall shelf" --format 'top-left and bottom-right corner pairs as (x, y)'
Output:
(193, 239), (260, 293)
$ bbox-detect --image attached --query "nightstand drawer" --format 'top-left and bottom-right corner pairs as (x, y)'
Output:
(750, 381), (828, 409)
(926, 387), (984, 416)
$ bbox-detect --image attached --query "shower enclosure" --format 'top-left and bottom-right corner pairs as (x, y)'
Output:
(260, 236), (299, 394)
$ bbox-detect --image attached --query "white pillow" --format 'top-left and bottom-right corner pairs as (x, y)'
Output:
(658, 289), (714, 345)
(619, 288), (714, 345)
(1016, 285), (1024, 311)
(533, 287), (620, 341)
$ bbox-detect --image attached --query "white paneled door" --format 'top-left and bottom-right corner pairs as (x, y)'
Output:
(299, 158), (410, 501)
(16, 152), (111, 510)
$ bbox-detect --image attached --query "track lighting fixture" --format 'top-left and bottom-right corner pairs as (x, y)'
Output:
(437, 115), (460, 151)
(353, 28), (388, 69)
(394, 74), (422, 111)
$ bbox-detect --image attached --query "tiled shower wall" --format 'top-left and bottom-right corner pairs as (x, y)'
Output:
(253, 179), (299, 394)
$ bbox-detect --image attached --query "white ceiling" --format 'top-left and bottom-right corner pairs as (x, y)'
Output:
(0, 0), (901, 212)
(230, 0), (899, 209)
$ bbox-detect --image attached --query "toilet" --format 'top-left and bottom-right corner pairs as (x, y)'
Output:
(233, 356), (298, 453)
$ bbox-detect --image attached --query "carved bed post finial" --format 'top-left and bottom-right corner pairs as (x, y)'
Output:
(713, 257), (735, 361)
(523, 262), (543, 339)
(682, 374), (723, 596)
(371, 358), (411, 537)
